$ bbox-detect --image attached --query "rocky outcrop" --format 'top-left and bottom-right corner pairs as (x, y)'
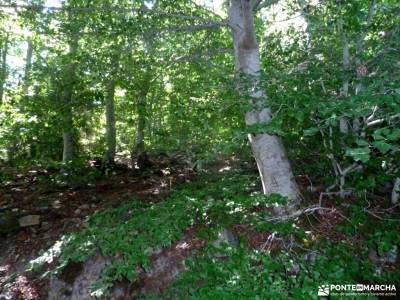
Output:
(47, 228), (205, 299)
(48, 256), (109, 300)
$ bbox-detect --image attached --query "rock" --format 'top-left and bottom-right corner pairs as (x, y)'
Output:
(304, 251), (317, 264)
(0, 291), (14, 300)
(212, 228), (239, 249)
(384, 246), (398, 264)
(0, 212), (19, 235)
(48, 255), (109, 300)
(74, 209), (81, 215)
(287, 264), (300, 277)
(52, 200), (62, 209)
(374, 266), (383, 276)
(369, 247), (398, 265)
(79, 204), (90, 210)
(41, 221), (51, 231)
(18, 215), (40, 227)
(0, 204), (13, 213)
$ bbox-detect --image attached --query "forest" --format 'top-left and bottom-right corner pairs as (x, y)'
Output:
(0, 0), (399, 299)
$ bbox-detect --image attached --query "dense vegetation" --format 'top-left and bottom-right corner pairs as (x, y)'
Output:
(0, 0), (399, 299)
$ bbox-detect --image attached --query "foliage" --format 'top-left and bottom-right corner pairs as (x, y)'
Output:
(1, 0), (399, 298)
(163, 208), (400, 299)
(32, 171), (273, 296)
(259, 0), (400, 194)
(26, 170), (400, 298)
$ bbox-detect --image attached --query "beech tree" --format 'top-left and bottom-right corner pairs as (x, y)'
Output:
(229, 0), (300, 211)
(1, 1), (400, 298)
(0, 0), (398, 213)
(0, 32), (8, 104)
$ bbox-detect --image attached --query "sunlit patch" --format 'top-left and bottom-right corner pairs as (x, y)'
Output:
(176, 241), (190, 250)
(227, 273), (240, 285)
(9, 275), (39, 300)
(218, 166), (231, 172)
(160, 180), (168, 187)
(161, 168), (171, 175)
(28, 236), (69, 270)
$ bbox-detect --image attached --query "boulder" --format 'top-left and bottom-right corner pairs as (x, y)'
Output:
(212, 228), (239, 249)
(18, 215), (40, 227)
(48, 255), (109, 300)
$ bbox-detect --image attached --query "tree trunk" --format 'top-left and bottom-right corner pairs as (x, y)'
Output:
(135, 93), (146, 156)
(132, 89), (152, 170)
(0, 33), (9, 104)
(338, 19), (350, 133)
(104, 79), (116, 165)
(62, 99), (74, 163)
(23, 38), (35, 158)
(229, 0), (300, 212)
(353, 0), (376, 134)
(23, 38), (33, 95)
(62, 37), (78, 163)
(392, 178), (400, 205)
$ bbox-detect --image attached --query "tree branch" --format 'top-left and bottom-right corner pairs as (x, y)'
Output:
(0, 4), (220, 23)
(253, 0), (279, 12)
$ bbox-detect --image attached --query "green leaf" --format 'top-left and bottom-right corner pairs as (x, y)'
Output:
(303, 127), (319, 136)
(372, 132), (385, 141)
(294, 111), (305, 122)
(356, 139), (369, 147)
(372, 141), (392, 154)
(345, 147), (370, 163)
(387, 129), (400, 141)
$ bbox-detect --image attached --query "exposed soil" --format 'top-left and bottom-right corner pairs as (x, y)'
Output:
(1, 155), (398, 299)
(0, 155), (195, 299)
(128, 226), (206, 297)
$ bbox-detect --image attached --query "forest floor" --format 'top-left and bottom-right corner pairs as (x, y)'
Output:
(1, 155), (399, 299)
(0, 155), (197, 298)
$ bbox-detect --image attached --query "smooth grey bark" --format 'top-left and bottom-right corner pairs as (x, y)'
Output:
(134, 90), (148, 157)
(338, 19), (350, 133)
(62, 94), (74, 163)
(134, 33), (153, 163)
(354, 0), (376, 94)
(104, 79), (116, 164)
(131, 86), (152, 170)
(229, 0), (300, 211)
(392, 178), (400, 204)
(353, 0), (376, 133)
(0, 33), (9, 104)
(62, 37), (78, 163)
(22, 38), (33, 95)
(22, 38), (35, 158)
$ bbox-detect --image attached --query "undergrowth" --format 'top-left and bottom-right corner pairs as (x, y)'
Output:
(28, 170), (400, 299)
